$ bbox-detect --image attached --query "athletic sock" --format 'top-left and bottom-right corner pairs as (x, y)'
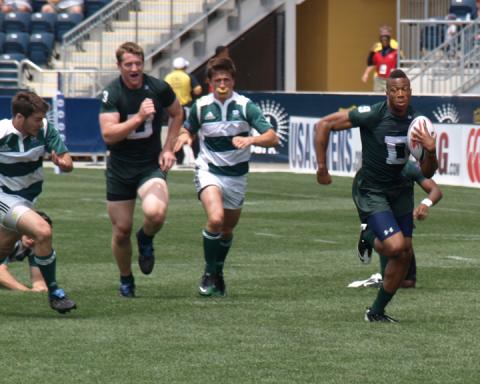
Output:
(363, 228), (376, 248)
(34, 250), (58, 294)
(202, 230), (221, 274)
(371, 286), (394, 314)
(120, 273), (135, 286)
(379, 254), (388, 278)
(216, 236), (233, 274)
(137, 227), (154, 244)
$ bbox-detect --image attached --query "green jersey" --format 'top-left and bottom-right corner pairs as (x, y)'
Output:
(349, 101), (418, 188)
(99, 74), (176, 176)
(0, 118), (68, 201)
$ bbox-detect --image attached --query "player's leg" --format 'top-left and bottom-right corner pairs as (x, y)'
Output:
(401, 250), (417, 288)
(15, 208), (76, 313)
(136, 177), (169, 275)
(198, 184), (224, 296)
(107, 199), (136, 297)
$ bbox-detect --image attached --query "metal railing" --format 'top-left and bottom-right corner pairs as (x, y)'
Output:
(399, 19), (480, 94)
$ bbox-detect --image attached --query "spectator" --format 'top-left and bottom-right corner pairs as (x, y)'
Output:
(164, 56), (202, 165)
(1, 0), (33, 13)
(41, 0), (83, 14)
(361, 25), (398, 92)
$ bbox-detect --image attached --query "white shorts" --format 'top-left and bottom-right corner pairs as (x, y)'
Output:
(0, 191), (33, 231)
(194, 168), (247, 209)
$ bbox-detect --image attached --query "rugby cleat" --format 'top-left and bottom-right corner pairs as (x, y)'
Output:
(49, 288), (77, 314)
(136, 229), (155, 275)
(119, 282), (135, 298)
(357, 223), (373, 264)
(198, 273), (224, 297)
(364, 308), (398, 323)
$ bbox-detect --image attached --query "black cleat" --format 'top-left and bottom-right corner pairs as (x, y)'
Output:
(198, 273), (224, 297)
(49, 288), (77, 314)
(357, 223), (373, 264)
(136, 229), (155, 275)
(364, 308), (398, 323)
(119, 282), (135, 298)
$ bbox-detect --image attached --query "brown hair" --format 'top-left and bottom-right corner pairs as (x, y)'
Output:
(206, 57), (236, 80)
(116, 41), (144, 63)
(11, 91), (49, 118)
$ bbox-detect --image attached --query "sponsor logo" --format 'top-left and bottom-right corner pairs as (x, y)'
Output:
(432, 103), (459, 123)
(466, 128), (480, 183)
(204, 111), (216, 120)
(255, 99), (289, 155)
(358, 105), (371, 113)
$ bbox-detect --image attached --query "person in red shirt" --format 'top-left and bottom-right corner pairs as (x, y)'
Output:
(361, 26), (398, 92)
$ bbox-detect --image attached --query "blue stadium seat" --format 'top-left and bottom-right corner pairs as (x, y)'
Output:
(3, 12), (31, 33)
(449, 0), (477, 20)
(29, 32), (54, 66)
(55, 13), (83, 42)
(85, 0), (110, 18)
(30, 12), (56, 34)
(32, 0), (48, 12)
(0, 32), (5, 54)
(0, 52), (26, 61)
(4, 32), (30, 55)
(0, 13), (4, 32)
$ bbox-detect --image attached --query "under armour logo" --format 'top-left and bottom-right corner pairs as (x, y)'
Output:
(383, 227), (394, 236)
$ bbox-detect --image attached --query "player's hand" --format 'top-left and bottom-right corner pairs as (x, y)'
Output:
(316, 166), (332, 185)
(413, 204), (429, 220)
(51, 151), (73, 172)
(232, 136), (253, 149)
(139, 98), (156, 121)
(31, 284), (48, 293)
(412, 121), (436, 154)
(159, 149), (176, 172)
(174, 131), (192, 153)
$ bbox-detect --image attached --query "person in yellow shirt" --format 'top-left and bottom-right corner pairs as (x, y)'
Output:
(164, 57), (202, 165)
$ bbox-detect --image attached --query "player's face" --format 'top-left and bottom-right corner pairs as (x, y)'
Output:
(387, 77), (411, 115)
(118, 52), (144, 89)
(19, 111), (45, 137)
(210, 70), (234, 102)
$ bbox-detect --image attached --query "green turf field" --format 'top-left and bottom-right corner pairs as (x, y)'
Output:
(1, 168), (478, 383)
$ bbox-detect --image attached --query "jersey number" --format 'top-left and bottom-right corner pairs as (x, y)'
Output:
(126, 114), (153, 140)
(385, 136), (408, 164)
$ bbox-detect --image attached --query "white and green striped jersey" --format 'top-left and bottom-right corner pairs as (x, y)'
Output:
(185, 92), (273, 176)
(0, 118), (68, 201)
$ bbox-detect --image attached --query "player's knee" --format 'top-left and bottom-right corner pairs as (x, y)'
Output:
(208, 214), (224, 233)
(383, 239), (406, 258)
(144, 209), (166, 228)
(113, 225), (132, 243)
(33, 222), (53, 245)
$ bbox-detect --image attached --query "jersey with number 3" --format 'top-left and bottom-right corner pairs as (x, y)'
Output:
(99, 74), (176, 171)
(349, 101), (418, 187)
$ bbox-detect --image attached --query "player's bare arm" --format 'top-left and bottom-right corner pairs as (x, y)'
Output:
(414, 178), (443, 220)
(174, 128), (193, 152)
(99, 98), (155, 145)
(232, 128), (279, 149)
(160, 99), (183, 171)
(314, 110), (353, 185)
(51, 151), (73, 172)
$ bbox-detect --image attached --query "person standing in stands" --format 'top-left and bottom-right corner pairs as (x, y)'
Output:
(1, 0), (33, 13)
(99, 42), (183, 298)
(164, 56), (202, 165)
(361, 25), (398, 92)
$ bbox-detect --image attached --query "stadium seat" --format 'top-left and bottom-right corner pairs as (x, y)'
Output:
(55, 13), (84, 42)
(30, 12), (56, 34)
(0, 32), (5, 54)
(0, 13), (4, 32)
(3, 12), (31, 33)
(32, 0), (48, 12)
(4, 32), (30, 55)
(29, 32), (54, 66)
(0, 53), (24, 89)
(85, 0), (110, 18)
(449, 0), (477, 20)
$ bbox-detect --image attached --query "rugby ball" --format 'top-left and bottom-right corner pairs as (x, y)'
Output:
(407, 116), (435, 160)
